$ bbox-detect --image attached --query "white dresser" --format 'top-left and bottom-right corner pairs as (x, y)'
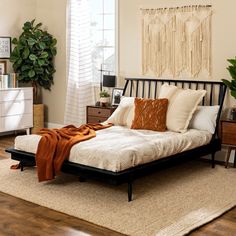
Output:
(0, 88), (33, 134)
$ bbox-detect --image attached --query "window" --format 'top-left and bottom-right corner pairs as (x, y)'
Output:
(89, 0), (116, 84)
(65, 0), (117, 125)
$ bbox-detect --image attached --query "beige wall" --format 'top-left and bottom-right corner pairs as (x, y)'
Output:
(35, 0), (67, 125)
(0, 0), (37, 73)
(1, 0), (236, 125)
(0, 0), (67, 125)
(119, 0), (236, 107)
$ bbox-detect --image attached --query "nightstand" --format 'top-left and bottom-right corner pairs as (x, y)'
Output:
(86, 106), (116, 123)
(220, 119), (236, 168)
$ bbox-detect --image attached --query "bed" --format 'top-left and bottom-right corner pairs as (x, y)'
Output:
(6, 78), (227, 201)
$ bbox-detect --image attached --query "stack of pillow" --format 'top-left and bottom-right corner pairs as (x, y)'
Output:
(106, 84), (219, 134)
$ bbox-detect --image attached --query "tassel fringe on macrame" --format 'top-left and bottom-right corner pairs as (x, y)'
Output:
(141, 5), (212, 78)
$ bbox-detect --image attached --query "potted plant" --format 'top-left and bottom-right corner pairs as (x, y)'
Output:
(99, 90), (110, 106)
(10, 19), (57, 132)
(222, 57), (236, 120)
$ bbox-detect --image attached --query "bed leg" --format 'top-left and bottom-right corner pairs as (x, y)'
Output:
(20, 162), (24, 171)
(212, 152), (215, 168)
(128, 182), (132, 202)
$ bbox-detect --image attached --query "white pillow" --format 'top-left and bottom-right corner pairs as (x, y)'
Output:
(106, 97), (134, 127)
(159, 84), (179, 99)
(159, 84), (206, 133)
(189, 106), (220, 134)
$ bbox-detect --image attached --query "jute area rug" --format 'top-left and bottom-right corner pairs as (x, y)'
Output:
(0, 158), (235, 236)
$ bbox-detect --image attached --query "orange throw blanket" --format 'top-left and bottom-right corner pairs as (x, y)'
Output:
(36, 123), (111, 182)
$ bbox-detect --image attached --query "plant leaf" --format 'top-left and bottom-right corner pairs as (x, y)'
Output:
(31, 19), (35, 25)
(23, 21), (31, 31)
(38, 59), (45, 66)
(39, 42), (46, 49)
(21, 65), (31, 71)
(22, 48), (30, 59)
(12, 38), (18, 44)
(227, 66), (236, 80)
(51, 48), (57, 56)
(227, 59), (236, 66)
(222, 79), (232, 88)
(28, 70), (35, 78)
(29, 54), (37, 61)
(51, 38), (57, 47)
(35, 23), (42, 29)
(27, 38), (36, 46)
(40, 52), (48, 58)
(35, 30), (42, 38)
(231, 90), (236, 99)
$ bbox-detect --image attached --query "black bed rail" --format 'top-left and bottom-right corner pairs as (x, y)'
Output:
(122, 78), (227, 140)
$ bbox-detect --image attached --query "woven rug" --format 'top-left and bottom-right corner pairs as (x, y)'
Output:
(0, 158), (235, 236)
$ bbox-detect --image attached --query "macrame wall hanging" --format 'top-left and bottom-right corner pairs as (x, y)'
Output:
(141, 5), (212, 78)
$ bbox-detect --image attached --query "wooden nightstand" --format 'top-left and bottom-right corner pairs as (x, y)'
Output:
(220, 119), (236, 168)
(86, 106), (116, 123)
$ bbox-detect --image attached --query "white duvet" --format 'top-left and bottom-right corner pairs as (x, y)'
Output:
(14, 126), (212, 172)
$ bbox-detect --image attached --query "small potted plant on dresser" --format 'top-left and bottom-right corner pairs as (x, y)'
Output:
(10, 19), (57, 133)
(99, 90), (110, 107)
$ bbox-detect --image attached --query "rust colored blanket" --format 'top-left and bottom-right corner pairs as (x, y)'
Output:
(36, 123), (111, 182)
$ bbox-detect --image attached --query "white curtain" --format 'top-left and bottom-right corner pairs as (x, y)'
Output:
(64, 0), (95, 126)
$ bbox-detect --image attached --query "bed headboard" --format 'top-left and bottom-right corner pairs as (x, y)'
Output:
(122, 78), (227, 139)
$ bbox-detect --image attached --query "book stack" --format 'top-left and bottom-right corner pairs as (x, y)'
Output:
(0, 73), (18, 89)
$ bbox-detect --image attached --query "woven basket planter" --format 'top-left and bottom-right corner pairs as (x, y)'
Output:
(31, 104), (44, 134)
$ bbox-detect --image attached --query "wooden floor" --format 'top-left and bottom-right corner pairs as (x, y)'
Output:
(1, 135), (236, 236)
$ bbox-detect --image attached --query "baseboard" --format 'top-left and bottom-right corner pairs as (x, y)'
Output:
(45, 122), (64, 129)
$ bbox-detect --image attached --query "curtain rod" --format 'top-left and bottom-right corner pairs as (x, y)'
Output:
(140, 5), (212, 11)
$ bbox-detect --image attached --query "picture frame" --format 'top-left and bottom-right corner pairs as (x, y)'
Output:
(0, 61), (6, 74)
(111, 88), (123, 106)
(0, 37), (11, 59)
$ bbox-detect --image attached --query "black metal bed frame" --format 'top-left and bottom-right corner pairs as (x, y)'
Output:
(6, 78), (227, 201)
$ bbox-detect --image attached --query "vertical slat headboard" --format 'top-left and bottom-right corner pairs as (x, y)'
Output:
(122, 78), (227, 140)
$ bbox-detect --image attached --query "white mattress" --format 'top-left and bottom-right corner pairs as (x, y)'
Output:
(14, 126), (212, 172)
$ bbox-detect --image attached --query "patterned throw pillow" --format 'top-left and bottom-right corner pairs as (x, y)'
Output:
(131, 98), (168, 131)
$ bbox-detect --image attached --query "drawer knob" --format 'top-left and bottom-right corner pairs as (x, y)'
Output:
(98, 111), (101, 114)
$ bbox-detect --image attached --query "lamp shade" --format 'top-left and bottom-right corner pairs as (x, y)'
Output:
(103, 75), (116, 87)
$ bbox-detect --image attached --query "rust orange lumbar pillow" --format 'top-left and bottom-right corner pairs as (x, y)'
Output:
(131, 98), (168, 131)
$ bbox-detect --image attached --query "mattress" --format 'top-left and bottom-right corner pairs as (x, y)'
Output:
(14, 126), (212, 172)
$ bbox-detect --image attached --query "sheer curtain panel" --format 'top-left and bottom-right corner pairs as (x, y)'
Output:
(64, 0), (95, 126)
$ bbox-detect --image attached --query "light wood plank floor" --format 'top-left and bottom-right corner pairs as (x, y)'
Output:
(0, 135), (236, 236)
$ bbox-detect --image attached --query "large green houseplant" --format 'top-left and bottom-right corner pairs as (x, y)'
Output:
(222, 57), (236, 99)
(10, 19), (57, 104)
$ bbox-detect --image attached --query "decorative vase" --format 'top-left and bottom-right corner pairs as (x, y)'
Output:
(100, 97), (109, 107)
(31, 104), (44, 134)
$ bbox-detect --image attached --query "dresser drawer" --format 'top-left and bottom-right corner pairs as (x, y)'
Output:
(87, 107), (111, 117)
(0, 88), (33, 102)
(1, 99), (33, 116)
(87, 116), (108, 123)
(221, 121), (236, 145)
(0, 114), (33, 132)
